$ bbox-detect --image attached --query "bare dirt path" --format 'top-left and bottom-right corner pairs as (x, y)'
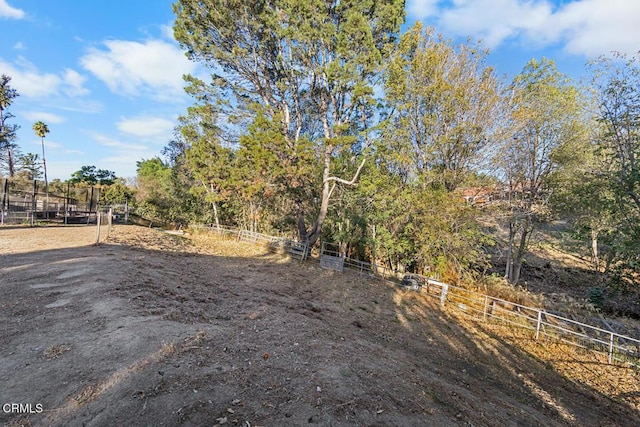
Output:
(1, 225), (638, 426)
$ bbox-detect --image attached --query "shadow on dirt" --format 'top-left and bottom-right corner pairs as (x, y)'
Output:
(0, 226), (638, 426)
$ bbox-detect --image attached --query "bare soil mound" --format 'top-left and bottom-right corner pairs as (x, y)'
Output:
(1, 225), (638, 426)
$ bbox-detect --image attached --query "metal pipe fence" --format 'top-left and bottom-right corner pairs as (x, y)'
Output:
(1, 178), (103, 225)
(320, 246), (640, 368)
(395, 276), (640, 368)
(192, 227), (640, 369)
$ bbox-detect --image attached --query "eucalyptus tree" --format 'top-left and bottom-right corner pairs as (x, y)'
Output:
(32, 121), (50, 191)
(173, 0), (405, 244)
(349, 23), (503, 279)
(0, 74), (20, 177)
(499, 58), (587, 284)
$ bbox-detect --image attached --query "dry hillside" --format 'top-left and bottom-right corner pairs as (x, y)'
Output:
(0, 224), (638, 426)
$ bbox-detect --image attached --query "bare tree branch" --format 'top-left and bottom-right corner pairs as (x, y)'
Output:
(324, 157), (366, 186)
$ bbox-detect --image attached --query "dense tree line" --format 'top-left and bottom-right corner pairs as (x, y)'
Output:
(1, 0), (632, 305)
(132, 2), (640, 301)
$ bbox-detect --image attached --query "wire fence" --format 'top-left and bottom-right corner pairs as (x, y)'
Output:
(413, 277), (640, 367)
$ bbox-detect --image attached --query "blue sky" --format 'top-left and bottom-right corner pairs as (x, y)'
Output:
(1, 0), (638, 181)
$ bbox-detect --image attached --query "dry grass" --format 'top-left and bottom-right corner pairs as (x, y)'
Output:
(455, 312), (640, 411)
(42, 344), (71, 360)
(189, 231), (640, 414)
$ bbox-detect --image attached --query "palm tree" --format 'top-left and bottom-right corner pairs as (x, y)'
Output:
(32, 121), (50, 204)
(32, 121), (49, 183)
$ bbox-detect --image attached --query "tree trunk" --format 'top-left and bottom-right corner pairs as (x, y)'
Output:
(209, 183), (220, 229)
(7, 149), (14, 177)
(505, 220), (515, 280)
(508, 222), (531, 284)
(297, 145), (333, 246)
(371, 223), (377, 274)
(212, 201), (220, 229)
(591, 228), (599, 272)
(41, 137), (49, 207)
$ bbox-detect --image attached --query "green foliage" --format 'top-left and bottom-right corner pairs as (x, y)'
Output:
(47, 179), (66, 195)
(101, 180), (134, 205)
(320, 145), (491, 281)
(173, 0), (405, 243)
(32, 121), (49, 138)
(134, 157), (195, 225)
(547, 53), (640, 289)
(0, 74), (20, 177)
(384, 23), (506, 191)
(70, 165), (117, 186)
(589, 53), (640, 215)
(18, 153), (42, 180)
(499, 58), (587, 284)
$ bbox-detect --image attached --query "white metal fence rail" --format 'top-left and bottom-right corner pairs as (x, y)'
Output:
(195, 226), (640, 368)
(408, 277), (640, 368)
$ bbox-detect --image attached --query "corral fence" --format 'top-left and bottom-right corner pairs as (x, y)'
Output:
(193, 225), (640, 369)
(319, 242), (408, 280)
(321, 244), (640, 368)
(414, 278), (640, 368)
(94, 208), (113, 245)
(1, 177), (103, 225)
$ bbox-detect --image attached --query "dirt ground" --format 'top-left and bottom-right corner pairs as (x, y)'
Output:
(1, 225), (639, 426)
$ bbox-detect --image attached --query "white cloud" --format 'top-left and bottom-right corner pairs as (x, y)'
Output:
(27, 138), (61, 150)
(89, 132), (161, 178)
(92, 132), (149, 152)
(65, 149), (85, 155)
(406, 0), (443, 20)
(63, 69), (90, 97)
(43, 139), (62, 149)
(438, 0), (554, 49)
(549, 0), (640, 56)
(116, 116), (175, 140)
(0, 0), (25, 19)
(13, 41), (24, 50)
(410, 0), (640, 57)
(160, 23), (175, 40)
(54, 101), (103, 114)
(80, 39), (195, 101)
(24, 111), (66, 124)
(0, 58), (90, 98)
(0, 58), (61, 98)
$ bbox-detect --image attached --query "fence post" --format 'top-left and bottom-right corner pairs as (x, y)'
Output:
(95, 211), (101, 245)
(107, 208), (113, 238)
(535, 310), (542, 340)
(483, 295), (489, 321)
(608, 332), (615, 364)
(440, 283), (448, 307)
